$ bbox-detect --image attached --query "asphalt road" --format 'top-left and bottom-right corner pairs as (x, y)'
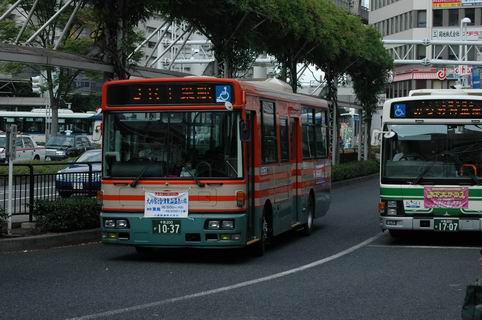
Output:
(1, 177), (482, 320)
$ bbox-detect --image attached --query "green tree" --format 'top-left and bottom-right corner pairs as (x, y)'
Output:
(349, 27), (393, 158)
(154, 0), (265, 78)
(89, 0), (168, 79)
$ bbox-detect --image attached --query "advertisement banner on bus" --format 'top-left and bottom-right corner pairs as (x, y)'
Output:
(424, 187), (469, 208)
(144, 191), (189, 218)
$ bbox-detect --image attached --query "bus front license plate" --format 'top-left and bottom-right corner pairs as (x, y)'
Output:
(434, 219), (459, 232)
(152, 220), (181, 234)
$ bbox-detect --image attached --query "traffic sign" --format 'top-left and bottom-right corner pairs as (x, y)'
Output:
(6, 124), (17, 161)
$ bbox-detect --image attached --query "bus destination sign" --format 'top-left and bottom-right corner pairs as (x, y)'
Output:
(391, 99), (482, 119)
(107, 83), (233, 106)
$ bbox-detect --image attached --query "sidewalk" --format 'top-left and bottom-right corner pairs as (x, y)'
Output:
(0, 174), (379, 253)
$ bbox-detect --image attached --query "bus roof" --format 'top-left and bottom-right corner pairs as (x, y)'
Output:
(409, 88), (482, 97)
(240, 78), (329, 108)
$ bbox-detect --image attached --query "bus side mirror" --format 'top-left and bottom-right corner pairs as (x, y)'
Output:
(239, 120), (251, 142)
(371, 129), (395, 146)
(371, 129), (382, 146)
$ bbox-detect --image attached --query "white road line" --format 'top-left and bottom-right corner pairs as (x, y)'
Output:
(66, 232), (384, 320)
(368, 244), (481, 250)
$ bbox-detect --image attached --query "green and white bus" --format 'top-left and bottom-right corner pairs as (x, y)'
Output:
(373, 89), (482, 237)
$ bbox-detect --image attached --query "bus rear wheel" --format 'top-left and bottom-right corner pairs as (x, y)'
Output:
(301, 197), (314, 236)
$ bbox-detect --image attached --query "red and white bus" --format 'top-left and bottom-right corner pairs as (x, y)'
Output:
(100, 77), (331, 255)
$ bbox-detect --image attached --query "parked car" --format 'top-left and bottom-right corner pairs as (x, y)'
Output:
(55, 149), (102, 198)
(45, 134), (95, 161)
(0, 134), (45, 162)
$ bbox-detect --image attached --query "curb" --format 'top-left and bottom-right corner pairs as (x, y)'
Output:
(0, 228), (100, 253)
(332, 173), (379, 189)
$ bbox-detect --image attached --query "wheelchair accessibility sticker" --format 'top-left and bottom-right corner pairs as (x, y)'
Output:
(392, 103), (406, 118)
(216, 85), (232, 103)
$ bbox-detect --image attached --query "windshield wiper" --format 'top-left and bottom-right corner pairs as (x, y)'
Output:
(130, 166), (149, 188)
(182, 164), (205, 188)
(412, 151), (480, 185)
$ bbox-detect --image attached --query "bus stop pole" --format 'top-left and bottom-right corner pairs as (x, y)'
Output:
(7, 155), (13, 235)
(6, 124), (16, 235)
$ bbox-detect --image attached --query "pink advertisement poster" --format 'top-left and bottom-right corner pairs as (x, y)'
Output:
(424, 187), (468, 209)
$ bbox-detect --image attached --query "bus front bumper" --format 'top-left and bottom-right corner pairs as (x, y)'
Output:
(380, 216), (482, 231)
(100, 212), (249, 248)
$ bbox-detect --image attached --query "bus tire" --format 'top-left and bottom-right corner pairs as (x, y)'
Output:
(33, 155), (40, 160)
(301, 195), (314, 236)
(251, 213), (270, 257)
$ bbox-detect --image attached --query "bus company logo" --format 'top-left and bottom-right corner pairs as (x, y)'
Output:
(404, 200), (422, 209)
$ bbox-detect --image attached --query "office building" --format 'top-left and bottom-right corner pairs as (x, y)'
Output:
(370, 0), (482, 98)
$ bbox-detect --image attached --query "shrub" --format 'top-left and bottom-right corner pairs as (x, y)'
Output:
(0, 207), (6, 224)
(33, 197), (100, 232)
(332, 160), (379, 182)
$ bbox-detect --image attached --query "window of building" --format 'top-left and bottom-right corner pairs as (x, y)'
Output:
(433, 10), (443, 27)
(417, 10), (427, 28)
(280, 118), (289, 162)
(448, 9), (459, 26)
(261, 101), (277, 163)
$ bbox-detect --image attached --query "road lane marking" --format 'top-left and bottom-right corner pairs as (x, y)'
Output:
(368, 244), (481, 250)
(66, 232), (384, 320)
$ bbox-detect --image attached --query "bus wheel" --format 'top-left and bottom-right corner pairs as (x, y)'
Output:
(301, 197), (314, 236)
(33, 155), (40, 160)
(389, 229), (407, 238)
(251, 214), (270, 257)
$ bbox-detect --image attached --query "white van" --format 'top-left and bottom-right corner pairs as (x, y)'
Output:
(0, 135), (46, 162)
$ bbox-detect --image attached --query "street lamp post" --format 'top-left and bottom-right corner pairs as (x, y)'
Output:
(459, 17), (471, 87)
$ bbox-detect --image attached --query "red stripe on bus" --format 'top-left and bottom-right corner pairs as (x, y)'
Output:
(103, 195), (237, 201)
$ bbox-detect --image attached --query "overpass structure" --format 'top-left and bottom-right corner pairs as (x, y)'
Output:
(0, 43), (188, 78)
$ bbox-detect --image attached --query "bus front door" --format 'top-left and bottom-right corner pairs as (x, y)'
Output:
(246, 111), (256, 241)
(290, 117), (301, 224)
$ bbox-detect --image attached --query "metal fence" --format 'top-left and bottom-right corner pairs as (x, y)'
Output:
(0, 162), (101, 222)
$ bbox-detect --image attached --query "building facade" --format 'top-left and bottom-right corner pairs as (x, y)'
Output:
(370, 0), (482, 98)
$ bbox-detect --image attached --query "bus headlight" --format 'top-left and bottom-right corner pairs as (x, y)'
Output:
(116, 219), (129, 228)
(55, 150), (66, 156)
(104, 219), (116, 228)
(221, 220), (234, 229)
(207, 220), (221, 229)
(387, 208), (397, 216)
(387, 201), (397, 208)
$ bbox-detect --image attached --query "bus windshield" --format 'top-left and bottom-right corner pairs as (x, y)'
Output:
(103, 111), (242, 179)
(382, 124), (482, 185)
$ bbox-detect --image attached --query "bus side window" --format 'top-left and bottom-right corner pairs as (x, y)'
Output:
(280, 118), (289, 162)
(261, 100), (278, 163)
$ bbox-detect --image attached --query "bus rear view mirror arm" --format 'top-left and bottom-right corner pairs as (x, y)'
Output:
(371, 129), (395, 146)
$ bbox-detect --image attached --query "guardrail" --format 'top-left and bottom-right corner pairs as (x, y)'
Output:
(0, 161), (101, 222)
